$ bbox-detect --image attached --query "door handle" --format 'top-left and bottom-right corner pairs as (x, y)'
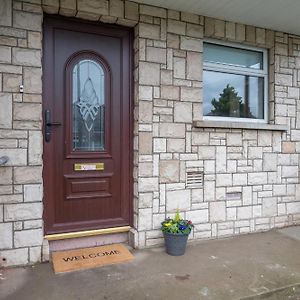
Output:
(44, 110), (61, 142)
(46, 121), (61, 126)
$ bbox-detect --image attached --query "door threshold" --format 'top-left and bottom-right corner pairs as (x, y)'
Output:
(45, 226), (131, 241)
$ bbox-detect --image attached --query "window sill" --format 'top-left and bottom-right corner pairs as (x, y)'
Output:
(193, 120), (288, 131)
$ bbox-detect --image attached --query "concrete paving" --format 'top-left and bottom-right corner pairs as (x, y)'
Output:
(1, 227), (300, 300)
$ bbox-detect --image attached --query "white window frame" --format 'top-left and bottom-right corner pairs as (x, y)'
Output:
(203, 39), (268, 124)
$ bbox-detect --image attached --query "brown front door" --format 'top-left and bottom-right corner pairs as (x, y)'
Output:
(43, 16), (132, 235)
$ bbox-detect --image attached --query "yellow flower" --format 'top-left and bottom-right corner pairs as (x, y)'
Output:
(164, 222), (172, 227)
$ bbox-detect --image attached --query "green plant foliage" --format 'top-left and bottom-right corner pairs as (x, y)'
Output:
(174, 210), (181, 223)
(161, 210), (193, 235)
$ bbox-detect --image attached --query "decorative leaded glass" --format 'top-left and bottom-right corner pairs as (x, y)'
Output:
(72, 59), (105, 151)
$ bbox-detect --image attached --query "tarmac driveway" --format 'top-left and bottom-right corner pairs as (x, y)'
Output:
(1, 227), (300, 300)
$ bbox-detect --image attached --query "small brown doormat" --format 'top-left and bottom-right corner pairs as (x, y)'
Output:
(52, 244), (134, 274)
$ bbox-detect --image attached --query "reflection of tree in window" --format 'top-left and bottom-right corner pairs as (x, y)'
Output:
(209, 84), (254, 118)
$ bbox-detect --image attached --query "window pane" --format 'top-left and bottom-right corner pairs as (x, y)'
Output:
(72, 59), (105, 151)
(204, 43), (263, 69)
(203, 70), (264, 119)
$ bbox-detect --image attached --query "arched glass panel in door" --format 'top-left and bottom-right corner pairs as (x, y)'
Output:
(72, 59), (105, 151)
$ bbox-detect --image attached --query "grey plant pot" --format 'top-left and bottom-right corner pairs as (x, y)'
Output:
(163, 232), (189, 256)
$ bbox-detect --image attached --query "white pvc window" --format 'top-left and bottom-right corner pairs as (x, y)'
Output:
(203, 40), (268, 123)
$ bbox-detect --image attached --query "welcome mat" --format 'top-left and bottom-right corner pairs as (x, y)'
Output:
(52, 244), (134, 274)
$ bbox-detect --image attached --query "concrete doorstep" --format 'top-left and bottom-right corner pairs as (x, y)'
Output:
(1, 227), (300, 300)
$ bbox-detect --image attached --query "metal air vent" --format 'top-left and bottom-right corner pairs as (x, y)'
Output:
(186, 170), (204, 188)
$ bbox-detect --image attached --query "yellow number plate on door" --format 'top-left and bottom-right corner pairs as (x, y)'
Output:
(74, 163), (104, 171)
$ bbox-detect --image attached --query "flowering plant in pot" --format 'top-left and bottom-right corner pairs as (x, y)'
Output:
(161, 210), (193, 256)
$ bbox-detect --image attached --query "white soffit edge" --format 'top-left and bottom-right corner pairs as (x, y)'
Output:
(135, 0), (300, 36)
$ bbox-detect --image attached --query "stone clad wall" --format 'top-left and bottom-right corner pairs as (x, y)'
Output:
(0, 0), (44, 266)
(0, 0), (299, 266)
(134, 8), (300, 246)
